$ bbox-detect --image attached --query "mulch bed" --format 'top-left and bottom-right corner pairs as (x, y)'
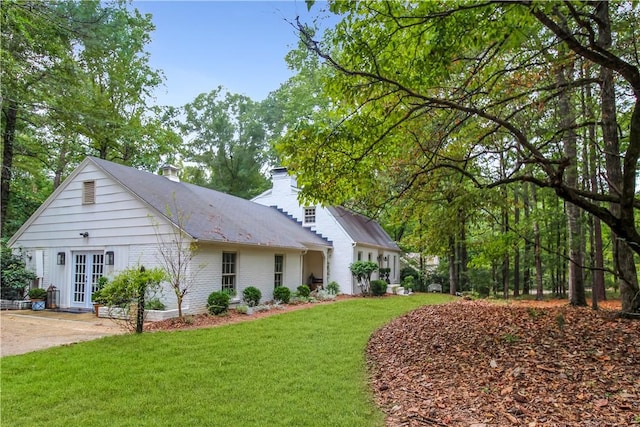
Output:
(367, 300), (639, 426)
(144, 296), (350, 332)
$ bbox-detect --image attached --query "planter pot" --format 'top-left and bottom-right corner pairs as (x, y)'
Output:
(31, 299), (45, 311)
(93, 303), (101, 317)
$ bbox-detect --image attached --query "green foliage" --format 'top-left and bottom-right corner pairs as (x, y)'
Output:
(1, 0), (178, 235)
(0, 242), (35, 300)
(207, 291), (230, 315)
(401, 276), (414, 290)
(400, 266), (419, 283)
(349, 261), (379, 295)
(242, 286), (262, 307)
(282, 1), (640, 310)
(27, 287), (47, 300)
(180, 87), (272, 199)
(297, 284), (311, 298)
(370, 280), (387, 297)
(100, 267), (165, 308)
(273, 286), (291, 303)
(502, 333), (520, 343)
(326, 281), (340, 295)
(91, 276), (109, 303)
(475, 283), (491, 298)
(145, 298), (166, 311)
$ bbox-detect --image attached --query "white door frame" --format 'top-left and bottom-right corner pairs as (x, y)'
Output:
(71, 252), (104, 309)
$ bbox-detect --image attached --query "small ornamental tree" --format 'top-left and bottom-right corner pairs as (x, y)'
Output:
(101, 266), (165, 333)
(349, 261), (379, 296)
(151, 196), (205, 318)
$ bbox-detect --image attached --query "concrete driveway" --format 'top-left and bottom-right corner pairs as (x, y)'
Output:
(1, 310), (125, 357)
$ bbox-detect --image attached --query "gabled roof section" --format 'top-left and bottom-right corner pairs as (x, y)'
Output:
(90, 157), (331, 250)
(327, 206), (400, 251)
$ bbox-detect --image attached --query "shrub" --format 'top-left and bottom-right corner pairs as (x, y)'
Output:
(273, 286), (291, 303)
(370, 280), (387, 297)
(326, 281), (340, 295)
(145, 298), (166, 310)
(1, 243), (36, 300)
(207, 291), (230, 315)
(235, 304), (249, 314)
(402, 275), (415, 290)
(27, 287), (47, 300)
(242, 286), (262, 307)
(297, 284), (311, 298)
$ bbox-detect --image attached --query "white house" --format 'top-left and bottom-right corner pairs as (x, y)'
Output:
(8, 157), (332, 314)
(252, 167), (403, 294)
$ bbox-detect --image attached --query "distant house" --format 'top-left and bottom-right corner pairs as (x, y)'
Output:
(8, 157), (332, 314)
(252, 167), (402, 294)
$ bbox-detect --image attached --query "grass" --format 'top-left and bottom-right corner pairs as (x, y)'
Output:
(1, 293), (453, 426)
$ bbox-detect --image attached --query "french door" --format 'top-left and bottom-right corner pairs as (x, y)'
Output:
(72, 252), (104, 308)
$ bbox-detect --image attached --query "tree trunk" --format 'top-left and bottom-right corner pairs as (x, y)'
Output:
(448, 235), (457, 295)
(522, 183), (531, 295)
(532, 184), (544, 301)
(457, 209), (468, 291)
(556, 58), (586, 306)
(1, 100), (18, 234)
(597, 1), (640, 314)
(513, 187), (521, 297)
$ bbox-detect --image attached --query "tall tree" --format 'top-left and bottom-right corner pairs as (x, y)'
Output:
(1, 0), (75, 233)
(1, 0), (178, 236)
(556, 52), (586, 306)
(288, 1), (639, 313)
(181, 87), (271, 199)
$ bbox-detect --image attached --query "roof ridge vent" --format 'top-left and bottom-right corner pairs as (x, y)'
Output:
(160, 164), (180, 182)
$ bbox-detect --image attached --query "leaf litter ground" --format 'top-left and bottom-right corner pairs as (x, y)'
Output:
(367, 299), (639, 426)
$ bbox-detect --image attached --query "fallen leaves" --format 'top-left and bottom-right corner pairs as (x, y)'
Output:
(367, 300), (640, 426)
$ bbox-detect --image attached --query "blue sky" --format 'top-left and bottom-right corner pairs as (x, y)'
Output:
(132, 1), (335, 107)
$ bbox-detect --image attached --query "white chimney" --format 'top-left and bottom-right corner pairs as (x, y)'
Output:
(271, 167), (297, 193)
(160, 164), (180, 182)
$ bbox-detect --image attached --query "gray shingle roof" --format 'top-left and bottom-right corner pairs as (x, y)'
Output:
(91, 157), (331, 250)
(327, 206), (400, 251)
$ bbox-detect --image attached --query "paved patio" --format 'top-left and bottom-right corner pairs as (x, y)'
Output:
(0, 309), (125, 357)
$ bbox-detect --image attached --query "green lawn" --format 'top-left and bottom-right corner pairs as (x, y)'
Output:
(1, 294), (453, 427)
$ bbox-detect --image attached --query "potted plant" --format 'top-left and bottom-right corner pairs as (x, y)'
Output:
(28, 287), (48, 311)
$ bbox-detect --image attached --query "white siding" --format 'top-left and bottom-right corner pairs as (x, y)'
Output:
(12, 163), (174, 248)
(254, 186), (358, 294)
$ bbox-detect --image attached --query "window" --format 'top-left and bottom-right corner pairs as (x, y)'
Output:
(274, 254), (284, 287)
(368, 252), (372, 262)
(222, 252), (236, 294)
(82, 181), (95, 204)
(357, 251), (363, 261)
(304, 207), (316, 224)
